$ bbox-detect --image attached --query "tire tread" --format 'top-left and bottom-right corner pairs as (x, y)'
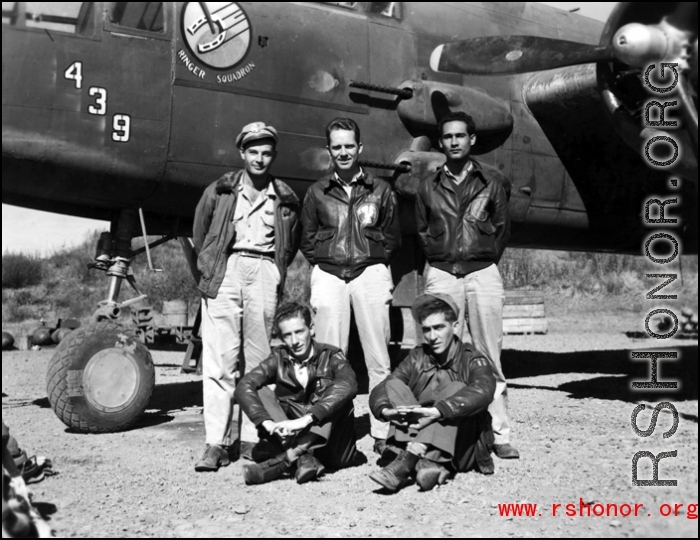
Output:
(46, 320), (155, 434)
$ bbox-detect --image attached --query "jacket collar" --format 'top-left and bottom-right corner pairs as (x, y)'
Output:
(215, 170), (298, 206)
(433, 160), (485, 189)
(320, 169), (375, 192)
(271, 178), (299, 206)
(281, 340), (322, 367)
(215, 170), (243, 194)
(419, 338), (464, 374)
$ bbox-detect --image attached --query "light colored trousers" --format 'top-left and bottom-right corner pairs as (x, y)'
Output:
(310, 264), (393, 439)
(425, 263), (511, 445)
(200, 254), (279, 447)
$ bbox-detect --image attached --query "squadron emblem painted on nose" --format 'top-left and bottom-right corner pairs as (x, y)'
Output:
(183, 2), (253, 71)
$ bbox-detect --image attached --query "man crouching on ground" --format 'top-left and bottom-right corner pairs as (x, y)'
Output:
(234, 302), (364, 485)
(368, 293), (497, 493)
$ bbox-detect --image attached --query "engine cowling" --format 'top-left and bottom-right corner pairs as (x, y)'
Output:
(597, 2), (698, 172)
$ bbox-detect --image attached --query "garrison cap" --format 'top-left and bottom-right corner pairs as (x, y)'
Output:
(411, 293), (459, 323)
(236, 122), (278, 149)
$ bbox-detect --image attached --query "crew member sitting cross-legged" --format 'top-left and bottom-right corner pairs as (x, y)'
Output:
(234, 302), (364, 485)
(368, 293), (497, 493)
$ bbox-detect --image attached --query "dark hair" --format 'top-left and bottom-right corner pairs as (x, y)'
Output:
(325, 117), (361, 146)
(438, 111), (476, 137)
(416, 299), (458, 324)
(274, 302), (313, 331)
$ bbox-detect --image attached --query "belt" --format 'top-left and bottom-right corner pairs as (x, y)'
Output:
(232, 249), (275, 261)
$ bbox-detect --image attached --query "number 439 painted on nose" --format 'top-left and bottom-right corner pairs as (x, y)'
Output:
(64, 61), (132, 143)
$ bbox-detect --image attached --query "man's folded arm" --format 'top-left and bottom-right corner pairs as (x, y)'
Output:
(233, 357), (279, 427)
(433, 358), (496, 420)
(308, 351), (358, 424)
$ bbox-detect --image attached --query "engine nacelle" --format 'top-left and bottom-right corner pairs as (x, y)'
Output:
(597, 2), (698, 172)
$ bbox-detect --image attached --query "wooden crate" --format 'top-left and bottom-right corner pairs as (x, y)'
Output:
(503, 291), (547, 335)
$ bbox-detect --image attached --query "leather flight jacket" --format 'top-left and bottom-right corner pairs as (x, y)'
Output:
(369, 338), (496, 422)
(300, 171), (401, 280)
(193, 171), (301, 299)
(234, 341), (358, 427)
(416, 160), (510, 275)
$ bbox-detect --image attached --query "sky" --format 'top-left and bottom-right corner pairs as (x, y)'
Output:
(1, 2), (617, 256)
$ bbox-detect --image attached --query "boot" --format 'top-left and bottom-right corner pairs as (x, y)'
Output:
(492, 443), (520, 459)
(415, 458), (450, 491)
(242, 453), (293, 485)
(369, 450), (419, 492)
(295, 452), (326, 484)
(194, 445), (230, 472)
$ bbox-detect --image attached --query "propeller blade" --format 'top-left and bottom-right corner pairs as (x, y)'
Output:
(430, 36), (614, 75)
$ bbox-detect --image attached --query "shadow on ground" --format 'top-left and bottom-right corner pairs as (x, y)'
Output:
(502, 344), (697, 380)
(505, 345), (698, 405)
(148, 380), (203, 413)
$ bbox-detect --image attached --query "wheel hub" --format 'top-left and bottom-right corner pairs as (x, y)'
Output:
(83, 348), (141, 412)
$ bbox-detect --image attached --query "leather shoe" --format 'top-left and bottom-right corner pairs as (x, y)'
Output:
(243, 453), (293, 485)
(194, 445), (230, 472)
(415, 459), (450, 491)
(492, 443), (520, 459)
(295, 453), (326, 484)
(478, 455), (495, 474)
(369, 450), (419, 492)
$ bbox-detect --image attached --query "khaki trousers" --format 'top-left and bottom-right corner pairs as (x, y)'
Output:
(425, 263), (511, 445)
(310, 264), (393, 439)
(201, 254), (279, 447)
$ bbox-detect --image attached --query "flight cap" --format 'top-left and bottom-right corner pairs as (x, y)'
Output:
(236, 122), (278, 149)
(411, 293), (460, 323)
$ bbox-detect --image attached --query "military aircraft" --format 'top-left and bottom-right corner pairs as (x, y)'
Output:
(2, 2), (697, 433)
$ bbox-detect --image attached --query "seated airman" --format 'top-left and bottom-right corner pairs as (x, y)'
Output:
(368, 293), (497, 492)
(234, 302), (364, 485)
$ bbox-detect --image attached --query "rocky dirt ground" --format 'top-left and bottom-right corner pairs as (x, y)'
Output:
(2, 312), (697, 538)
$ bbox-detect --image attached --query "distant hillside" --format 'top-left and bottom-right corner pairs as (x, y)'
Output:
(2, 231), (697, 328)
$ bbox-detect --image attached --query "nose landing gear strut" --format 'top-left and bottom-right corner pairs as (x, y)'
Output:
(46, 209), (158, 433)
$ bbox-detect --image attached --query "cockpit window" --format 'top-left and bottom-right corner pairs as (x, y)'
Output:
(318, 2), (401, 19)
(22, 2), (94, 34)
(110, 2), (164, 33)
(2, 3), (95, 33)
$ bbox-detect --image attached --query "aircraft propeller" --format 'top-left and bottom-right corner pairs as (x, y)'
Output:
(430, 2), (698, 158)
(429, 15), (694, 75)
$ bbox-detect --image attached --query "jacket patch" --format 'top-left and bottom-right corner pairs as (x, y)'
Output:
(472, 357), (489, 368)
(356, 202), (379, 227)
(469, 196), (490, 221)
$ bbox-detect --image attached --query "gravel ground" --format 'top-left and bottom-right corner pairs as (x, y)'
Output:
(2, 313), (697, 538)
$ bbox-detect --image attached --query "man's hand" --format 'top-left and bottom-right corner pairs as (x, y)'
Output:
(261, 420), (278, 436)
(404, 407), (442, 431)
(272, 416), (314, 438)
(381, 405), (420, 426)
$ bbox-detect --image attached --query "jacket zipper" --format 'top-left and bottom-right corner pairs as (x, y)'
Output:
(344, 186), (356, 279)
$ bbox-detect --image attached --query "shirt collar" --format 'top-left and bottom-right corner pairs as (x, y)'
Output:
(238, 174), (277, 201)
(287, 344), (316, 366)
(333, 167), (365, 187)
(443, 161), (474, 184)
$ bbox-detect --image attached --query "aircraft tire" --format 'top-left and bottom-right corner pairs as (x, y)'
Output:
(46, 320), (155, 433)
